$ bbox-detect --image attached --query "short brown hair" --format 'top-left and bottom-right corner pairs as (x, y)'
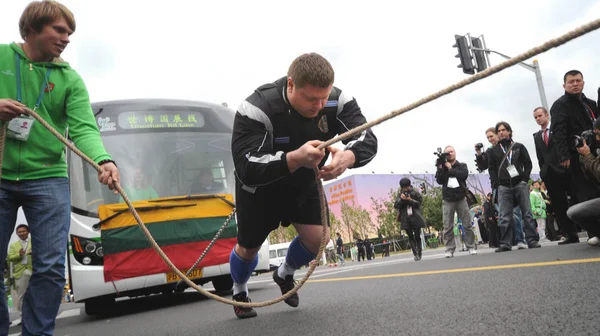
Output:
(533, 106), (548, 114)
(287, 53), (334, 88)
(485, 127), (496, 134)
(19, 0), (76, 40)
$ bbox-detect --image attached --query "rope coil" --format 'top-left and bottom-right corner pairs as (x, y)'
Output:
(0, 17), (598, 308)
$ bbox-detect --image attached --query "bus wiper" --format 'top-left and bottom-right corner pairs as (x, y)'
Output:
(92, 203), (195, 231)
(149, 194), (235, 208)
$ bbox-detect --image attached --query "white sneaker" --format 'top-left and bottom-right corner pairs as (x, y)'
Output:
(517, 242), (527, 250)
(445, 252), (454, 258)
(469, 248), (477, 255)
(587, 236), (599, 246)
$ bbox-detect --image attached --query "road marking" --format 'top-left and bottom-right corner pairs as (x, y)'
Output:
(307, 257), (600, 283)
(56, 308), (81, 319)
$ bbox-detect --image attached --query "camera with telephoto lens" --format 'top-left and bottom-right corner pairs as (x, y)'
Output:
(434, 147), (450, 167)
(572, 130), (597, 152)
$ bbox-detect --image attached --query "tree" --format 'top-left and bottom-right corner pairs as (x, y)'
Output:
(370, 189), (401, 239)
(330, 212), (344, 237)
(269, 223), (297, 244)
(340, 200), (373, 240)
(421, 186), (443, 232)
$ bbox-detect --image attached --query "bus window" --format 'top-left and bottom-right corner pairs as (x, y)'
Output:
(69, 132), (236, 217)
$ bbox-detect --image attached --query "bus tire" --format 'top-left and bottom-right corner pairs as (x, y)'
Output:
(212, 275), (233, 293)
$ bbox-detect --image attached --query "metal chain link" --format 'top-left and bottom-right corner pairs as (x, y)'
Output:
(174, 209), (236, 289)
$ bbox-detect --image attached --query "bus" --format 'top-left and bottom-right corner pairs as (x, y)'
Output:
(66, 99), (270, 315)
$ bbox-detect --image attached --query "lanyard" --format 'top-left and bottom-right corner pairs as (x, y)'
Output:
(582, 102), (597, 123)
(499, 143), (512, 164)
(15, 53), (51, 111)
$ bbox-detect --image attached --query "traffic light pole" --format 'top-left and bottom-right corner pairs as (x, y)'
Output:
(471, 47), (549, 110)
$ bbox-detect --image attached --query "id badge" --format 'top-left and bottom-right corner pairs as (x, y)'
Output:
(506, 165), (519, 178)
(407, 206), (413, 216)
(447, 177), (459, 189)
(6, 116), (35, 142)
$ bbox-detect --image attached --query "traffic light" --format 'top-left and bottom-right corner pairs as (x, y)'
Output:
(453, 34), (474, 75)
(470, 37), (488, 72)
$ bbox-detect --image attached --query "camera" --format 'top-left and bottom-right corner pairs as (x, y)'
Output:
(572, 130), (597, 153)
(475, 143), (484, 150)
(402, 191), (410, 198)
(434, 147), (450, 167)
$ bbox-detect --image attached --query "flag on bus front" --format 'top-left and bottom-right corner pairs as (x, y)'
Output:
(98, 197), (237, 282)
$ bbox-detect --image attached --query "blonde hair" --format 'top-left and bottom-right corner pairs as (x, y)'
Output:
(19, 0), (76, 40)
(287, 53), (334, 88)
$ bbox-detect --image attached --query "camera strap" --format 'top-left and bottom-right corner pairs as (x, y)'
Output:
(497, 142), (516, 178)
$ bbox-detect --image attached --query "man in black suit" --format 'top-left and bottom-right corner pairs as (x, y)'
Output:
(550, 70), (600, 208)
(533, 106), (581, 244)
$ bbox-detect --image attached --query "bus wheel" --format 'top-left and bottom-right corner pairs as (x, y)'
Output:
(84, 297), (114, 316)
(212, 275), (233, 293)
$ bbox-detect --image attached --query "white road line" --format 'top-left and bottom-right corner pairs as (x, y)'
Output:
(56, 309), (81, 319)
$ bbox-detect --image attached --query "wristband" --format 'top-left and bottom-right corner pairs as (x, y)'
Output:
(98, 159), (117, 167)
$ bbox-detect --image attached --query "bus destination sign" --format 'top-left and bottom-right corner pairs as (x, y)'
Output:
(117, 111), (206, 130)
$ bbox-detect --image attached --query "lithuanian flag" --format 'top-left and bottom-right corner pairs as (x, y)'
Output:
(99, 196), (237, 282)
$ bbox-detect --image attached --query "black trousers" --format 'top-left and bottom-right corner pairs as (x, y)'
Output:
(487, 218), (500, 247)
(406, 227), (422, 254)
(545, 169), (580, 238)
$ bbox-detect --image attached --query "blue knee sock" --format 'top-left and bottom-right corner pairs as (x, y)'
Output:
(278, 236), (316, 278)
(229, 249), (258, 295)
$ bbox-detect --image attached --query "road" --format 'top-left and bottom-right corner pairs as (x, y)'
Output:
(8, 242), (600, 336)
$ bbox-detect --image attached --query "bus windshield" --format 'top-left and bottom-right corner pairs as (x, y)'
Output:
(69, 130), (235, 217)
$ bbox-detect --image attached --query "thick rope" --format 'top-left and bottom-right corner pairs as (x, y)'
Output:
(318, 18), (600, 150)
(0, 17), (598, 308)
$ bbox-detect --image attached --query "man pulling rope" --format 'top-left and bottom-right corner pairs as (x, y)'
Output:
(228, 53), (377, 318)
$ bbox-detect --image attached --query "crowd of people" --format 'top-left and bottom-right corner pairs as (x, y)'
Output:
(472, 74), (599, 251)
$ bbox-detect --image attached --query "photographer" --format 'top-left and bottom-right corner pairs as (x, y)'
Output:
(488, 122), (541, 252)
(567, 118), (600, 246)
(475, 127), (499, 172)
(435, 146), (476, 258)
(394, 178), (426, 261)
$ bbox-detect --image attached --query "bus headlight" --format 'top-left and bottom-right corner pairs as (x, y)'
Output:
(71, 235), (104, 266)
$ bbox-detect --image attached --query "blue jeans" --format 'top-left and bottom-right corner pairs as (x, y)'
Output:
(0, 178), (70, 336)
(498, 182), (539, 247)
(512, 207), (525, 244)
(493, 189), (525, 244)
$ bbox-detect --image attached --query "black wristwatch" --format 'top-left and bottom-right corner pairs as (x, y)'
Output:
(98, 159), (117, 167)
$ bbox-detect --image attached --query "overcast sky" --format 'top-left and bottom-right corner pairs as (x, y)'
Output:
(2, 1), (600, 239)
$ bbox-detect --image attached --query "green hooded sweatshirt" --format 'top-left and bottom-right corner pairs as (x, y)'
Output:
(0, 42), (111, 181)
